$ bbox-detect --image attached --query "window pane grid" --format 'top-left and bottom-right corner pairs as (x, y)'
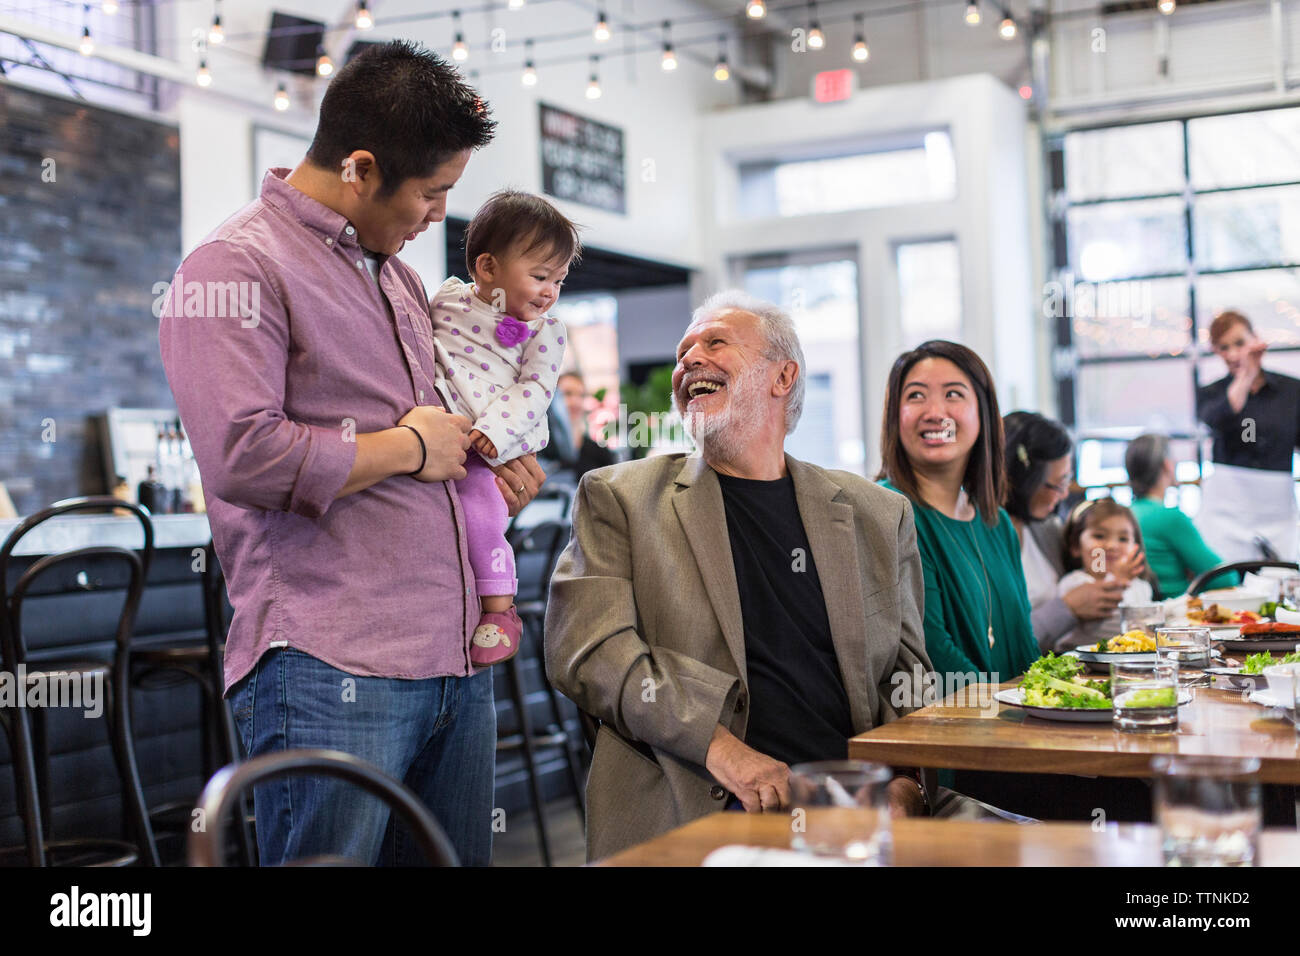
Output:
(1055, 106), (1300, 485)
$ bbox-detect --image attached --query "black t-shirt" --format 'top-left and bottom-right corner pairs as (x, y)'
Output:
(716, 472), (854, 766)
(1198, 371), (1300, 472)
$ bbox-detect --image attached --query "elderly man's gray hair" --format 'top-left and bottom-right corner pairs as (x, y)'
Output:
(690, 289), (806, 433)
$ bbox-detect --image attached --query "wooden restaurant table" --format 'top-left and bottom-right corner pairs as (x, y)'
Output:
(848, 681), (1300, 784)
(598, 812), (1300, 866)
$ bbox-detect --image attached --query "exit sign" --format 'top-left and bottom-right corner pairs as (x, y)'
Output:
(812, 69), (856, 103)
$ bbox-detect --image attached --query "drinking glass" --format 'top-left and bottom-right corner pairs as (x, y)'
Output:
(788, 761), (892, 865)
(1279, 573), (1300, 611)
(1111, 660), (1179, 733)
(1119, 603), (1165, 638)
(1156, 626), (1212, 688)
(1151, 756), (1262, 866)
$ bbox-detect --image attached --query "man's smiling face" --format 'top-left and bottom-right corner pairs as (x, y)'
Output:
(672, 309), (778, 452)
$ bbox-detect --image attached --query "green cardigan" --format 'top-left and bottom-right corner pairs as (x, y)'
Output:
(879, 479), (1039, 681)
(1131, 497), (1237, 598)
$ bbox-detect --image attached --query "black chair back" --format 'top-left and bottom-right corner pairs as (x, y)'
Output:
(188, 749), (459, 866)
(1, 497), (154, 667)
(1185, 560), (1299, 597)
(508, 519), (573, 606)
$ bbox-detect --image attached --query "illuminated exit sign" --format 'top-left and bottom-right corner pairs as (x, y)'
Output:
(812, 69), (856, 103)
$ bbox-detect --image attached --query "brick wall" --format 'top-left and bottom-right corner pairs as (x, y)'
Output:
(0, 83), (181, 515)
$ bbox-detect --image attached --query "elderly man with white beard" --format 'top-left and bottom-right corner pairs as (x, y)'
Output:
(544, 290), (934, 861)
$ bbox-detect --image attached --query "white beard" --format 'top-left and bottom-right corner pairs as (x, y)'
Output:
(676, 362), (768, 463)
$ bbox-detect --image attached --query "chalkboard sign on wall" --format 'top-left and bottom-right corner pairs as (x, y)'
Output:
(539, 103), (626, 214)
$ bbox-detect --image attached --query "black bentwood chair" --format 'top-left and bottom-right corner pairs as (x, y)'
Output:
(0, 496), (158, 866)
(1186, 561), (1299, 597)
(127, 539), (253, 864)
(188, 749), (459, 866)
(496, 514), (586, 867)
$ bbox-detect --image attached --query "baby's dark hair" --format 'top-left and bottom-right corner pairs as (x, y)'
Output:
(1062, 497), (1160, 594)
(464, 190), (582, 279)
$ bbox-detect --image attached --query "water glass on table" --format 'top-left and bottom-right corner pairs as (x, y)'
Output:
(1119, 603), (1165, 638)
(1156, 626), (1212, 688)
(1151, 756), (1262, 866)
(1111, 660), (1179, 733)
(788, 761), (892, 865)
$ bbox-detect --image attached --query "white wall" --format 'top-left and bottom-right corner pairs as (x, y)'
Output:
(614, 285), (694, 378)
(697, 73), (1039, 476)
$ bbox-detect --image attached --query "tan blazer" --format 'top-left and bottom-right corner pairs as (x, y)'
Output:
(544, 452), (932, 861)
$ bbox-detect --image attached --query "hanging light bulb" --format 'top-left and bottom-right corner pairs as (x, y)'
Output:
(508, 0), (525, 8)
(274, 83), (290, 111)
(209, 1), (224, 45)
(102, 0), (119, 14)
(660, 21), (677, 71)
(713, 35), (730, 81)
(999, 11), (1017, 38)
(521, 39), (537, 86)
(79, 7), (94, 57)
(805, 2), (824, 49)
(852, 14), (869, 61)
(586, 56), (601, 99)
(965, 1), (982, 26)
(746, 0), (767, 18)
(355, 2), (373, 30)
(594, 9), (611, 42)
(196, 59), (212, 87)
(316, 46), (334, 77)
(451, 11), (468, 61)
(1157, 0), (1175, 12)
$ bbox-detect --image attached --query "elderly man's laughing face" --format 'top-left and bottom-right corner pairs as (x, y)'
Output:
(672, 309), (775, 455)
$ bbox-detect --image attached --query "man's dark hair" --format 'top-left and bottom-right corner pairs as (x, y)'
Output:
(876, 340), (1006, 526)
(306, 40), (496, 196)
(464, 189), (582, 278)
(1003, 410), (1074, 522)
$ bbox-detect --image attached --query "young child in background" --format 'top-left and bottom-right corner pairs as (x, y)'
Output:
(1058, 498), (1156, 648)
(429, 189), (581, 666)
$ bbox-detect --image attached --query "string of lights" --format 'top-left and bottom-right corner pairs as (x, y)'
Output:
(34, 0), (1185, 107)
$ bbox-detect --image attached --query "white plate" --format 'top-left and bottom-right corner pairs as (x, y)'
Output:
(1246, 689), (1296, 711)
(1069, 647), (1157, 665)
(995, 687), (1192, 723)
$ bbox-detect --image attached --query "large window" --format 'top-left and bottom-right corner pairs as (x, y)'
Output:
(1049, 107), (1300, 501)
(737, 250), (864, 474)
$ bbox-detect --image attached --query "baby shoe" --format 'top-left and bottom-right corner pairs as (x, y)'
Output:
(470, 606), (523, 666)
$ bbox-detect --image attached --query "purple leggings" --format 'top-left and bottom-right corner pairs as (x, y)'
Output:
(456, 452), (516, 597)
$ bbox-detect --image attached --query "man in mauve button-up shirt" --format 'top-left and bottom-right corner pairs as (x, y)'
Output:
(158, 42), (542, 866)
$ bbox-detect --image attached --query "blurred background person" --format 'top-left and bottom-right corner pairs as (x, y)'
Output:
(1197, 310), (1300, 563)
(1126, 433), (1238, 597)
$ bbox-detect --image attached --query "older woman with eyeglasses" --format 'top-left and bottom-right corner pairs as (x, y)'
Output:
(1003, 411), (1137, 653)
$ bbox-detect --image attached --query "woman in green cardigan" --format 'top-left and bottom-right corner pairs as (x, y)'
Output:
(877, 341), (1039, 683)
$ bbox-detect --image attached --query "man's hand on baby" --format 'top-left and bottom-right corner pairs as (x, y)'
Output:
(468, 429), (498, 460)
(398, 406), (471, 482)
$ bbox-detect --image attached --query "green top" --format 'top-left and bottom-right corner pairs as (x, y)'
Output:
(1130, 496), (1238, 598)
(879, 479), (1039, 682)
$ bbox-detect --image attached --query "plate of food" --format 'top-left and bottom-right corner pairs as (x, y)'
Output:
(1214, 621), (1300, 653)
(999, 653), (1191, 722)
(1205, 650), (1300, 689)
(1069, 629), (1172, 665)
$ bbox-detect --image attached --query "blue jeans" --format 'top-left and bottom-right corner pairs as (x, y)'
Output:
(230, 647), (496, 866)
